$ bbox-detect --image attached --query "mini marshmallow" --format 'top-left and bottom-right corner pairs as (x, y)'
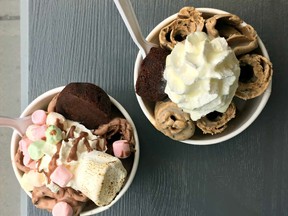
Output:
(23, 154), (31, 166)
(45, 125), (63, 145)
(20, 138), (36, 168)
(112, 140), (131, 159)
(24, 156), (37, 169)
(52, 202), (73, 216)
(19, 137), (32, 155)
(46, 112), (66, 127)
(21, 170), (46, 192)
(28, 140), (45, 160)
(26, 124), (47, 141)
(31, 110), (47, 125)
(23, 154), (35, 167)
(50, 165), (73, 187)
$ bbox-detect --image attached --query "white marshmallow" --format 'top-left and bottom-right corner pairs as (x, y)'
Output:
(69, 151), (127, 206)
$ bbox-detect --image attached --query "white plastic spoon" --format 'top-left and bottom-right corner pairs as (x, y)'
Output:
(113, 0), (157, 58)
(0, 116), (32, 136)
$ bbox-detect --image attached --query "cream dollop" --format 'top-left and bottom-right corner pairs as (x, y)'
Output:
(164, 31), (240, 121)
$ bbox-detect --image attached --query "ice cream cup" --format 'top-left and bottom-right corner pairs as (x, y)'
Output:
(10, 86), (140, 215)
(134, 8), (272, 145)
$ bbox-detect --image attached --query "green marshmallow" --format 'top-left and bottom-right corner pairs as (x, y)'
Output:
(45, 125), (63, 145)
(28, 140), (45, 160)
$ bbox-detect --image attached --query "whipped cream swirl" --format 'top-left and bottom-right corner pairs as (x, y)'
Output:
(164, 32), (240, 121)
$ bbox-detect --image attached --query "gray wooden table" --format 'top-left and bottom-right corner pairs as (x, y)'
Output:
(22, 0), (288, 215)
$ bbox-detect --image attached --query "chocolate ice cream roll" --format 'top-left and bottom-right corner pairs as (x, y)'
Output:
(196, 102), (236, 135)
(236, 54), (273, 100)
(47, 93), (59, 112)
(32, 186), (88, 215)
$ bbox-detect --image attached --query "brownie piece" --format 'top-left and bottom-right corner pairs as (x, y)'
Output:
(136, 47), (170, 102)
(55, 83), (111, 129)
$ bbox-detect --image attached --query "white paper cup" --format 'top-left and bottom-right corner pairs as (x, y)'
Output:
(10, 86), (140, 215)
(134, 8), (272, 145)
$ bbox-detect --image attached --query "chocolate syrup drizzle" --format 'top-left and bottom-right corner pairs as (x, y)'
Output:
(44, 121), (99, 178)
(47, 142), (62, 177)
(55, 118), (64, 131)
(67, 125), (76, 139)
(67, 131), (89, 162)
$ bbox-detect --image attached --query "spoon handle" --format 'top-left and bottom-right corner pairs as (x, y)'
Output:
(0, 116), (32, 136)
(113, 0), (154, 57)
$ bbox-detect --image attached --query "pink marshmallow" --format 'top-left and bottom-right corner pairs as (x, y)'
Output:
(112, 140), (131, 159)
(26, 124), (47, 141)
(52, 202), (73, 216)
(31, 110), (47, 125)
(19, 137), (36, 169)
(50, 165), (73, 187)
(19, 137), (32, 155)
(23, 154), (31, 166)
(23, 155), (37, 169)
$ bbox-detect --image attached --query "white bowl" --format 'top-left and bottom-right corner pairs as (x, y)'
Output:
(10, 86), (140, 215)
(134, 8), (272, 145)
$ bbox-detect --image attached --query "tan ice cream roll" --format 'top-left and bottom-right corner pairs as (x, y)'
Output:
(154, 101), (195, 140)
(236, 54), (273, 100)
(196, 102), (237, 135)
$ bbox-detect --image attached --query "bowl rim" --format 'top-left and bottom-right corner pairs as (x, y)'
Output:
(133, 7), (272, 145)
(10, 86), (140, 215)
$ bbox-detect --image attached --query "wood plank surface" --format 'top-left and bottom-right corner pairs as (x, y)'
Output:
(26, 0), (288, 215)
